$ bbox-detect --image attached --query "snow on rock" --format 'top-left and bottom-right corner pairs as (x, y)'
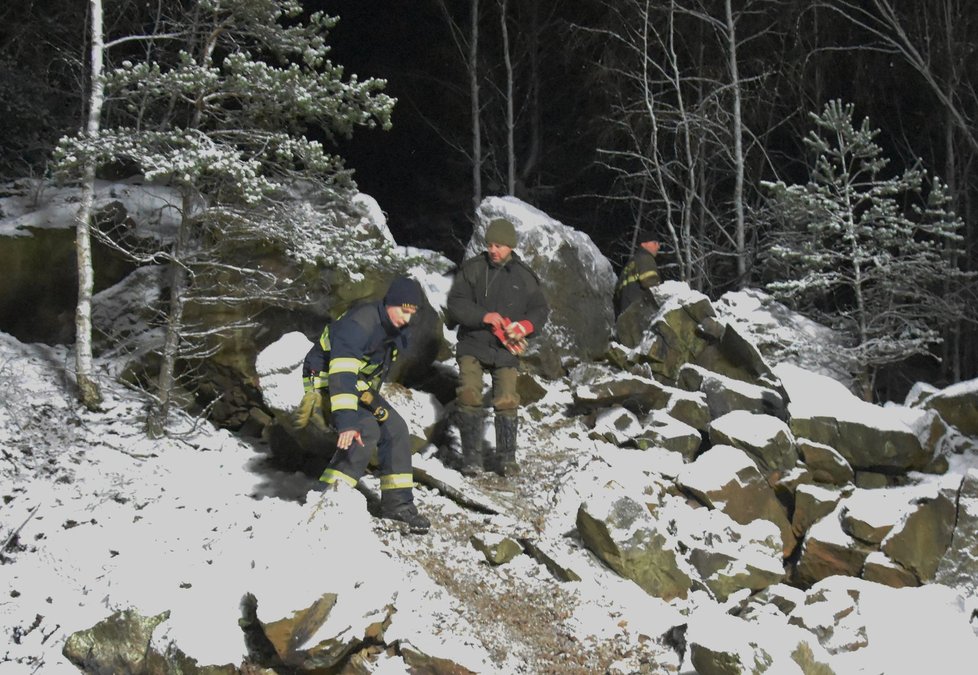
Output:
(0, 178), (182, 239)
(686, 600), (833, 673)
(714, 287), (853, 384)
(776, 362), (932, 472)
(350, 192), (394, 243)
(789, 576), (978, 672)
(255, 331), (311, 413)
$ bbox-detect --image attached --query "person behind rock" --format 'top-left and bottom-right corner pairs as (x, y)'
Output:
(446, 217), (549, 477)
(300, 276), (430, 534)
(614, 238), (662, 317)
(614, 236), (724, 342)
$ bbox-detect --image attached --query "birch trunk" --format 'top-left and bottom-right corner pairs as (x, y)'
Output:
(725, 0), (747, 286)
(500, 0), (515, 195)
(74, 0), (105, 410)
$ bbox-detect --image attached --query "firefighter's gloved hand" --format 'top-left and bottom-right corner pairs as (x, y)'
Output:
(293, 390), (327, 432)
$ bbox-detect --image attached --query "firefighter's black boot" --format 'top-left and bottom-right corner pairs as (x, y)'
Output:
(456, 408), (484, 477)
(380, 488), (430, 534)
(494, 414), (520, 477)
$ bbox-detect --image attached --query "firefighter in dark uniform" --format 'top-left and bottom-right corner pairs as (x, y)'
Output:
(614, 237), (725, 342)
(301, 276), (430, 534)
(446, 217), (549, 477)
(614, 239), (662, 317)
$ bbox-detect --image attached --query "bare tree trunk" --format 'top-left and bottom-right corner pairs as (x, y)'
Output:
(520, 0), (542, 193)
(725, 0), (747, 287)
(470, 0), (482, 211)
(499, 0), (515, 195)
(147, 193), (193, 438)
(74, 0), (105, 411)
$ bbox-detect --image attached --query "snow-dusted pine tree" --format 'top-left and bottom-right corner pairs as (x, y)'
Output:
(54, 0), (395, 436)
(762, 100), (969, 400)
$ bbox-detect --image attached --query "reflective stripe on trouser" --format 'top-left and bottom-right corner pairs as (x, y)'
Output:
(319, 406), (414, 493)
(457, 355), (520, 411)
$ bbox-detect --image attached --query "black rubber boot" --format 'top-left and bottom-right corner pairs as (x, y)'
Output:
(456, 408), (485, 476)
(380, 488), (430, 534)
(494, 414), (520, 477)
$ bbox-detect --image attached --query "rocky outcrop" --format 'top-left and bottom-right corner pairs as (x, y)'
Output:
(11, 192), (978, 674)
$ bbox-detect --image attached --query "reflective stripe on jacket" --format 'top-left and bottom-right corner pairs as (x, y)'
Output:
(301, 301), (407, 431)
(615, 248), (660, 314)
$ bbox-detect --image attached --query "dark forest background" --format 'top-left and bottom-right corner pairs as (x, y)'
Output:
(2, 0), (977, 401)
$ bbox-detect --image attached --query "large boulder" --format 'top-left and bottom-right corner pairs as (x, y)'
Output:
(63, 609), (237, 675)
(713, 288), (855, 387)
(617, 282), (717, 384)
(776, 364), (932, 473)
(935, 469), (978, 594)
(82, 185), (448, 429)
(708, 410), (799, 476)
(679, 363), (788, 421)
(920, 377), (978, 437)
(792, 484), (847, 538)
(473, 196), (616, 375)
(677, 445), (796, 557)
(792, 504), (873, 587)
(576, 490), (693, 601)
(797, 438), (854, 487)
(879, 478), (958, 582)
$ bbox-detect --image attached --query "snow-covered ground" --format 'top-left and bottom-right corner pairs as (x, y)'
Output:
(3, 181), (978, 673)
(3, 326), (978, 673)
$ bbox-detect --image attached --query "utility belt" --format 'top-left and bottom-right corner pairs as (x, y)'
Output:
(301, 370), (389, 422)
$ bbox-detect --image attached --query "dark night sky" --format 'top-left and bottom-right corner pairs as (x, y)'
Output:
(321, 1), (474, 256)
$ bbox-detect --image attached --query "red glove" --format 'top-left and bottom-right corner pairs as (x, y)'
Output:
(505, 320), (533, 339)
(491, 318), (528, 355)
(492, 323), (509, 346)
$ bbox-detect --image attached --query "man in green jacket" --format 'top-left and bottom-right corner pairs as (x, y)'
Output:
(446, 217), (549, 477)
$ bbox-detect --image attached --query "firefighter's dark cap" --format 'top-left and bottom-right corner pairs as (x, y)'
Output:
(384, 276), (422, 311)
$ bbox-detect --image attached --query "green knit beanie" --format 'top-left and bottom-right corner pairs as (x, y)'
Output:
(485, 218), (517, 248)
